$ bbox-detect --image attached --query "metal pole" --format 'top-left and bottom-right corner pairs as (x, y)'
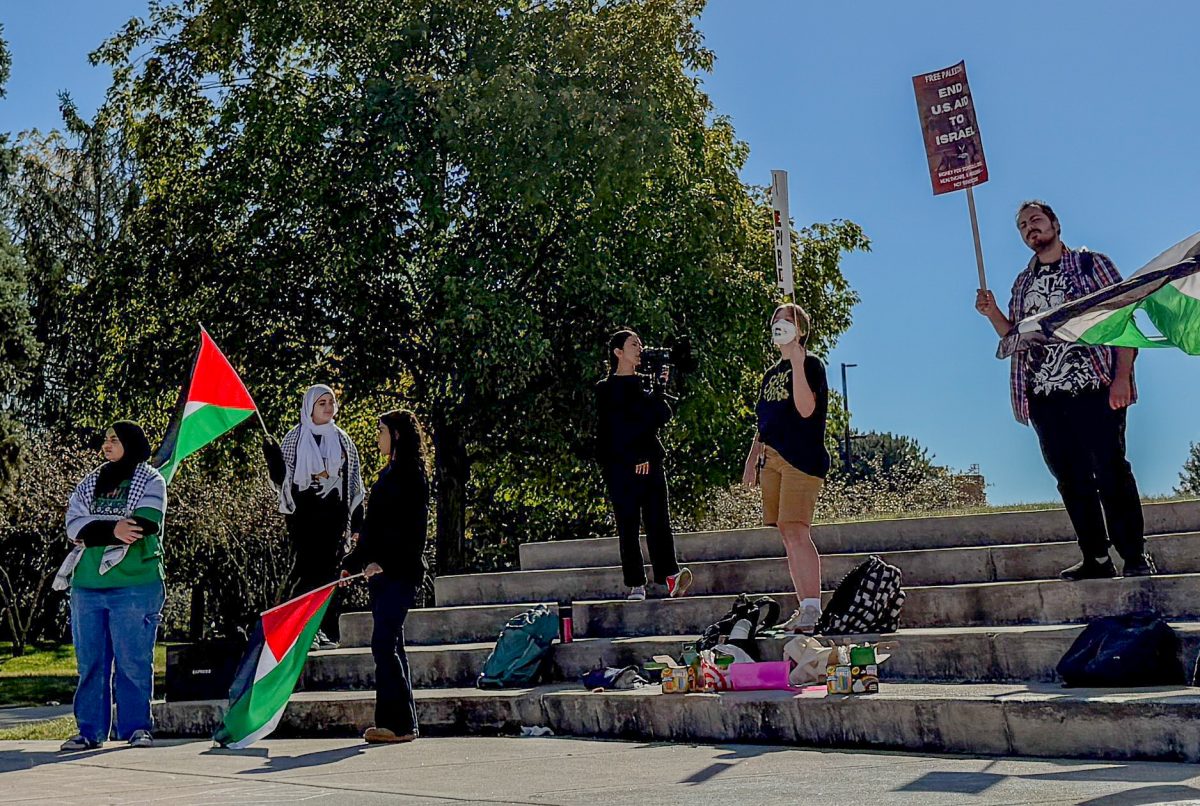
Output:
(840, 363), (857, 468)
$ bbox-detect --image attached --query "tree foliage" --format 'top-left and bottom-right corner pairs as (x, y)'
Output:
(834, 430), (934, 485)
(0, 27), (41, 490)
(5, 1), (869, 575)
(1178, 442), (1200, 497)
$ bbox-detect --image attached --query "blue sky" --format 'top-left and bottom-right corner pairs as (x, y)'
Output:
(3, 2), (1198, 504)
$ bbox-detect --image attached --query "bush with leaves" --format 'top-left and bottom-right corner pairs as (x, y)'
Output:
(683, 452), (987, 533)
(0, 433), (92, 656)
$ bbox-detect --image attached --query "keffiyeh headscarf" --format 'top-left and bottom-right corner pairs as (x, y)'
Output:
(277, 385), (364, 517)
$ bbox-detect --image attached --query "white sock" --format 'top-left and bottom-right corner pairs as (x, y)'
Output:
(800, 597), (821, 611)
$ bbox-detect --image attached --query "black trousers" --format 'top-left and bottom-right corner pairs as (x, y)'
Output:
(369, 575), (418, 735)
(604, 463), (680, 588)
(286, 490), (347, 639)
(1028, 387), (1145, 563)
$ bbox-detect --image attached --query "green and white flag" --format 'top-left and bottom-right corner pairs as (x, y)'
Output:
(1000, 232), (1200, 358)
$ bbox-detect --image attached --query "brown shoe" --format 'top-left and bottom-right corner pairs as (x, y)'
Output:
(363, 727), (416, 744)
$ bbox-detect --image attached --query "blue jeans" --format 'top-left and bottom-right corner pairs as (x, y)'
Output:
(70, 582), (165, 742)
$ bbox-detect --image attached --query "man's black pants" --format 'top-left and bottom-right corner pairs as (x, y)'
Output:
(604, 463), (681, 588)
(1028, 387), (1145, 563)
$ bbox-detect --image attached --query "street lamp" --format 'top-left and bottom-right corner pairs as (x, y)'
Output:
(840, 363), (857, 469)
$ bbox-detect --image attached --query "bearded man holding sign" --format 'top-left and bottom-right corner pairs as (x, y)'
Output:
(975, 201), (1154, 581)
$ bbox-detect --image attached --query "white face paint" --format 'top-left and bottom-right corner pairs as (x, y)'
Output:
(771, 319), (798, 346)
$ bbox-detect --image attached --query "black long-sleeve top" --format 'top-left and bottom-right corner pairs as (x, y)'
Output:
(594, 374), (673, 469)
(341, 462), (429, 585)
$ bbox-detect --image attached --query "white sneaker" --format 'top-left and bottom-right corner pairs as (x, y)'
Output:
(780, 603), (821, 634)
(626, 586), (646, 601)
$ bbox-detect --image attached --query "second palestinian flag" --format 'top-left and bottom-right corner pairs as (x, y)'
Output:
(152, 327), (257, 483)
(212, 582), (336, 748)
(1000, 232), (1200, 358)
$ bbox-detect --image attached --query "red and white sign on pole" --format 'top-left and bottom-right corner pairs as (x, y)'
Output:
(913, 60), (991, 289)
(771, 170), (795, 297)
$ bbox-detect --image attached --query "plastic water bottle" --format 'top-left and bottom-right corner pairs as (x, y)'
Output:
(560, 602), (573, 643)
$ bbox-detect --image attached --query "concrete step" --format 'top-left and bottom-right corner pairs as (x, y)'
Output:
(341, 573), (1200, 646)
(517, 499), (1200, 571)
(302, 623), (1200, 691)
(436, 532), (1200, 607)
(153, 681), (1200, 762)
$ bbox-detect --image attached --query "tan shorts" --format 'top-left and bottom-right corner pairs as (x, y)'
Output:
(760, 446), (823, 526)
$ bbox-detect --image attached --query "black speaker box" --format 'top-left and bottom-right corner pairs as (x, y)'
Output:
(165, 639), (244, 702)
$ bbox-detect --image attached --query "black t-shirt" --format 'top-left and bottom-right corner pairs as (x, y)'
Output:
(755, 356), (830, 479)
(595, 374), (672, 469)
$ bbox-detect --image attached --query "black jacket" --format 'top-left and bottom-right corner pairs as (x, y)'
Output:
(595, 374), (672, 469)
(341, 462), (429, 584)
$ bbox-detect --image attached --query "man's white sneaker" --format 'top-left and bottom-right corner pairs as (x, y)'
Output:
(626, 586), (647, 601)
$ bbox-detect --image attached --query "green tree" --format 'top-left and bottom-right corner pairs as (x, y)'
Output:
(0, 26), (41, 490)
(1, 103), (138, 431)
(1178, 442), (1200, 497)
(835, 430), (934, 485)
(75, 0), (866, 573)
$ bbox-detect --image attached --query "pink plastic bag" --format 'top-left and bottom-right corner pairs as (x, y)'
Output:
(728, 661), (792, 691)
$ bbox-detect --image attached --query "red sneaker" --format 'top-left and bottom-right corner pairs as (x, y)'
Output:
(666, 567), (693, 598)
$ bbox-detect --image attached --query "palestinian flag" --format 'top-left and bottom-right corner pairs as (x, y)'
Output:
(1000, 232), (1200, 358)
(212, 582), (337, 748)
(152, 327), (258, 484)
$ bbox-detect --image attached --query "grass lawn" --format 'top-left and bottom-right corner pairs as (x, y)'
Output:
(0, 642), (168, 708)
(0, 716), (78, 741)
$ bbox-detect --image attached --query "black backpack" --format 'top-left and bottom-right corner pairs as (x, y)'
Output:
(1057, 612), (1185, 687)
(816, 556), (905, 636)
(696, 594), (781, 660)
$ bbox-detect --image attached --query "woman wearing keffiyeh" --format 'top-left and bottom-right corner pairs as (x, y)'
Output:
(264, 385), (364, 649)
(57, 421), (167, 752)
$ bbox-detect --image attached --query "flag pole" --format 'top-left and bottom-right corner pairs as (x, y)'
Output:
(254, 407), (272, 439)
(262, 573), (367, 616)
(200, 322), (273, 440)
(966, 186), (988, 291)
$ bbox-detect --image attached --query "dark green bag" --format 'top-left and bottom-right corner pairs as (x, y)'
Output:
(477, 604), (559, 689)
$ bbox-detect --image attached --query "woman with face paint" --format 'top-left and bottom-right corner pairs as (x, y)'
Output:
(743, 303), (830, 633)
(264, 385), (365, 650)
(55, 421), (167, 751)
(595, 329), (692, 602)
(340, 410), (430, 744)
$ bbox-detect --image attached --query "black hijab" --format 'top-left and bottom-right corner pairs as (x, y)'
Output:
(96, 420), (152, 498)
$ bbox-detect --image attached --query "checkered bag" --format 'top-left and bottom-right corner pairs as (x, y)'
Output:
(816, 556), (905, 636)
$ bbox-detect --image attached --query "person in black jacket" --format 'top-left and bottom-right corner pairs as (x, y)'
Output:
(340, 409), (429, 744)
(596, 329), (692, 601)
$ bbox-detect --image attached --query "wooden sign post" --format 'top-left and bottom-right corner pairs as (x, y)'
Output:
(770, 169), (795, 299)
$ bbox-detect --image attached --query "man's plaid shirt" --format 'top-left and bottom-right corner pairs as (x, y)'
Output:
(1006, 246), (1136, 424)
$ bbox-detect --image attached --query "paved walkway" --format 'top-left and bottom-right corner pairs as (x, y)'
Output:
(3, 736), (1199, 805)
(0, 705), (72, 730)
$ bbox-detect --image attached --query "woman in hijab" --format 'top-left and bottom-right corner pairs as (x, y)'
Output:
(264, 385), (364, 650)
(56, 421), (167, 751)
(341, 410), (430, 744)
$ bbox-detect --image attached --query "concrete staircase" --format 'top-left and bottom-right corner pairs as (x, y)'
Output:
(155, 500), (1200, 762)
